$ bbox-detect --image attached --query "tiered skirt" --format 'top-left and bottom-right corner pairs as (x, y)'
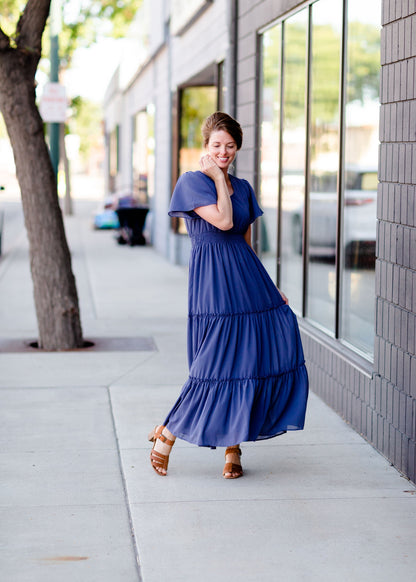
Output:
(164, 231), (308, 447)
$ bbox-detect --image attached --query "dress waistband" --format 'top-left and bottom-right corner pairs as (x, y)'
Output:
(191, 231), (245, 245)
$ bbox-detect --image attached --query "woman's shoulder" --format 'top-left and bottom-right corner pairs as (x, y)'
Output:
(178, 171), (216, 190)
(179, 170), (210, 182)
(230, 174), (254, 192)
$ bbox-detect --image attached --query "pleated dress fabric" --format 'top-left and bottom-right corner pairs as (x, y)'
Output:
(164, 171), (308, 447)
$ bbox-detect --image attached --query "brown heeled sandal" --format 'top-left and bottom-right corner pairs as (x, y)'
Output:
(223, 446), (243, 479)
(148, 425), (175, 476)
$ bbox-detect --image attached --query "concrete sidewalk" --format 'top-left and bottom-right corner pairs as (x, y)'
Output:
(0, 199), (415, 582)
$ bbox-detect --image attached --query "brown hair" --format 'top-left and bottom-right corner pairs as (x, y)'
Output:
(201, 111), (243, 150)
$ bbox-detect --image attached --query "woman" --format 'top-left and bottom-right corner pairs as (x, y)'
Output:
(149, 112), (308, 479)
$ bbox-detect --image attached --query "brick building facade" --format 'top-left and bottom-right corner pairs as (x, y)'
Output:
(104, 0), (416, 483)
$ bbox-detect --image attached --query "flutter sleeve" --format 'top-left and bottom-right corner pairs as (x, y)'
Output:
(168, 171), (218, 218)
(245, 180), (264, 224)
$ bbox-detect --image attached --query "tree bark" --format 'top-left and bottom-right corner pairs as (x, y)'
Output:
(0, 1), (83, 350)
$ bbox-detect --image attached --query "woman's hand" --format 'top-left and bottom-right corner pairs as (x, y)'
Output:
(194, 154), (233, 230)
(199, 154), (223, 180)
(279, 290), (289, 305)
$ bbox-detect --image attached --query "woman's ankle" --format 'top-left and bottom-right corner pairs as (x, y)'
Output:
(154, 426), (175, 455)
(162, 426), (176, 442)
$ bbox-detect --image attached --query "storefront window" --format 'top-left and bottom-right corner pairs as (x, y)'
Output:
(179, 86), (217, 175)
(341, 0), (380, 355)
(259, 24), (281, 281)
(132, 105), (155, 205)
(259, 0), (380, 359)
(307, 0), (342, 333)
(217, 61), (226, 112)
(280, 8), (308, 313)
(175, 86), (217, 234)
(108, 125), (120, 178)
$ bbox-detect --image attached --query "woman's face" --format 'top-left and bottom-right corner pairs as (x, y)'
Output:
(206, 130), (238, 171)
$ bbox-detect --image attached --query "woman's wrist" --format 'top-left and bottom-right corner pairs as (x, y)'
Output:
(213, 172), (227, 186)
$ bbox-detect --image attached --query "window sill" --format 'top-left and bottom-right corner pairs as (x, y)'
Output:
(298, 318), (375, 379)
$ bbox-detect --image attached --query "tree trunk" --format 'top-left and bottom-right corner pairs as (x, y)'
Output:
(0, 50), (83, 350)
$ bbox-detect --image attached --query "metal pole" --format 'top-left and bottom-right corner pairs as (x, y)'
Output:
(49, 0), (61, 178)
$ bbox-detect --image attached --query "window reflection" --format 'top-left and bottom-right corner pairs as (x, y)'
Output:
(306, 0), (342, 333)
(280, 9), (308, 313)
(342, 0), (380, 355)
(258, 0), (380, 358)
(260, 24), (281, 281)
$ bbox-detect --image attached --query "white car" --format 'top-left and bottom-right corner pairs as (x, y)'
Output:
(291, 168), (377, 267)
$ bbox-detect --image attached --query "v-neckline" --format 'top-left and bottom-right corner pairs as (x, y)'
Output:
(228, 174), (235, 197)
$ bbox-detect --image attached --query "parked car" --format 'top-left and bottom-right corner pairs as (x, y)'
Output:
(291, 168), (377, 267)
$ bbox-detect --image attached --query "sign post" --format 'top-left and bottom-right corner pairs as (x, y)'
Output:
(47, 0), (62, 178)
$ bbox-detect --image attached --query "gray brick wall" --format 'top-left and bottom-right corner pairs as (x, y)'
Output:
(376, 0), (416, 483)
(236, 0), (416, 483)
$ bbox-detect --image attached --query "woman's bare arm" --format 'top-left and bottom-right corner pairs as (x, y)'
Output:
(194, 155), (233, 230)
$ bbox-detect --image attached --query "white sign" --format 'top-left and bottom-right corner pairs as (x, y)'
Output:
(39, 83), (67, 123)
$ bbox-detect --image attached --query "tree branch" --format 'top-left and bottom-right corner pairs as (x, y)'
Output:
(0, 26), (10, 51)
(16, 0), (51, 55)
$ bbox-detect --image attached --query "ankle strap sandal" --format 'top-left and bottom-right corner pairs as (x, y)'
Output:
(148, 425), (175, 476)
(223, 446), (243, 479)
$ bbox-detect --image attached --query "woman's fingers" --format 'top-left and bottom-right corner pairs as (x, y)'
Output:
(200, 155), (222, 177)
(200, 154), (215, 168)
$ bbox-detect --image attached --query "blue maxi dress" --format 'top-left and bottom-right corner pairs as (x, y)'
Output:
(164, 171), (308, 447)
